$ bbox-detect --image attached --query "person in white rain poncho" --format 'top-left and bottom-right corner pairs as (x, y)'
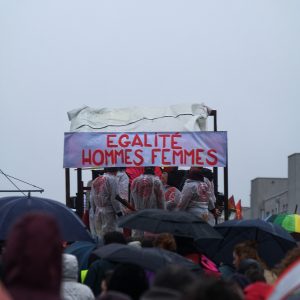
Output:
(61, 254), (94, 300)
(130, 166), (166, 237)
(176, 167), (216, 222)
(116, 168), (129, 202)
(199, 168), (220, 225)
(90, 168), (123, 238)
(161, 171), (181, 211)
(86, 179), (97, 239)
(130, 166), (166, 211)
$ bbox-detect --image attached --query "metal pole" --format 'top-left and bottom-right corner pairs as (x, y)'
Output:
(224, 166), (229, 220)
(210, 109), (229, 220)
(0, 189), (44, 193)
(210, 109), (219, 224)
(65, 168), (71, 207)
(76, 168), (84, 218)
(210, 110), (219, 196)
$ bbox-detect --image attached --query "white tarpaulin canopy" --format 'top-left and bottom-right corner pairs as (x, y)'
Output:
(68, 103), (212, 132)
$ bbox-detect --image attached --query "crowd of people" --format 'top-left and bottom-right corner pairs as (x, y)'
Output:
(0, 166), (300, 299)
(1, 213), (300, 300)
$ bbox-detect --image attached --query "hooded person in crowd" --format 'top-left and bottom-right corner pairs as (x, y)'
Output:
(86, 178), (97, 239)
(61, 254), (94, 300)
(176, 167), (216, 221)
(91, 167), (124, 238)
(2, 213), (63, 300)
(161, 172), (181, 211)
(130, 166), (166, 237)
(130, 166), (166, 211)
(199, 168), (221, 225)
(116, 168), (130, 203)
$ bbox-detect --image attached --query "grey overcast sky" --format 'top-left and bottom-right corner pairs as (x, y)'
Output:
(0, 0), (299, 206)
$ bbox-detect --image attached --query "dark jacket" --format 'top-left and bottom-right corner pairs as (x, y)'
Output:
(84, 259), (117, 297)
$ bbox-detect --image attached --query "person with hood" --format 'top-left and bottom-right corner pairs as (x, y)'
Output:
(91, 167), (124, 238)
(86, 178), (97, 239)
(116, 168), (129, 203)
(130, 166), (165, 211)
(161, 172), (181, 211)
(61, 254), (94, 300)
(176, 167), (216, 221)
(2, 213), (63, 300)
(130, 166), (166, 237)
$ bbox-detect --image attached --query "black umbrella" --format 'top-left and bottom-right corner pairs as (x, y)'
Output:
(0, 196), (93, 242)
(117, 209), (222, 240)
(202, 219), (297, 268)
(65, 241), (98, 270)
(92, 243), (202, 272)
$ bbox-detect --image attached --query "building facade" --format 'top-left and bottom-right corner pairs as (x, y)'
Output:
(288, 153), (300, 214)
(248, 153), (300, 219)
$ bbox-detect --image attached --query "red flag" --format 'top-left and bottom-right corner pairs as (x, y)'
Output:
(228, 195), (236, 211)
(235, 199), (243, 220)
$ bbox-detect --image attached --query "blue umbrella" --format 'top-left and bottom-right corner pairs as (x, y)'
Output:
(199, 219), (297, 268)
(0, 196), (93, 242)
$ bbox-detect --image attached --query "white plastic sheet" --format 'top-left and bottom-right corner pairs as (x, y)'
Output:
(68, 103), (211, 132)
